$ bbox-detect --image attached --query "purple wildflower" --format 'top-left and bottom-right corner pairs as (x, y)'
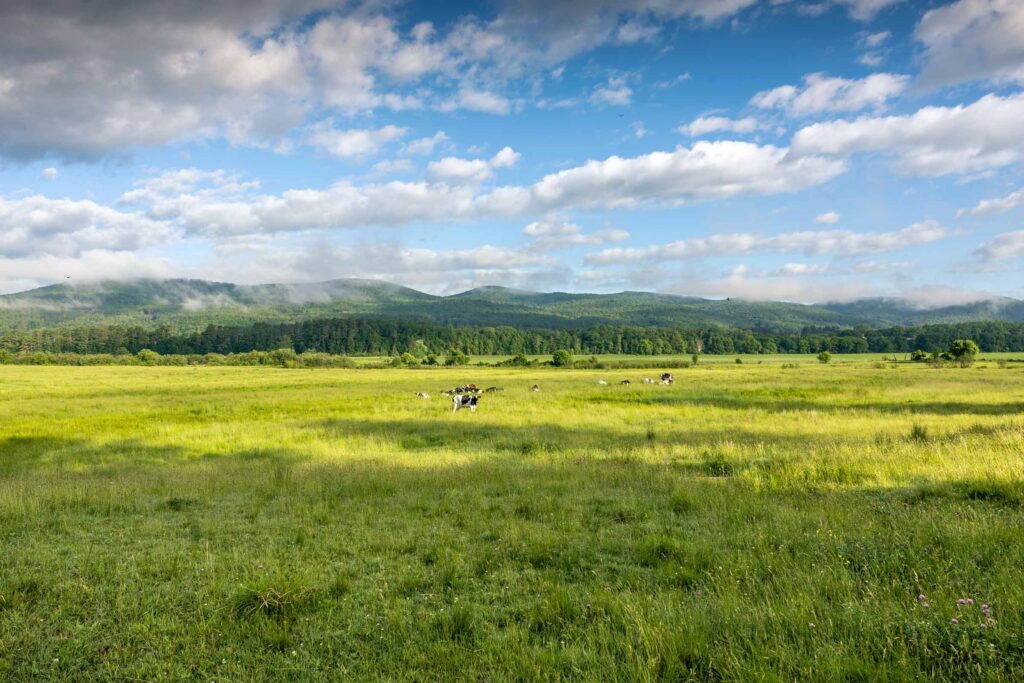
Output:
(950, 618), (959, 625)
(957, 599), (966, 605)
(966, 598), (974, 605)
(917, 594), (927, 602)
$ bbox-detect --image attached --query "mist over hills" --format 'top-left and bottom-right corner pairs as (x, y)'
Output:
(1, 278), (1022, 334)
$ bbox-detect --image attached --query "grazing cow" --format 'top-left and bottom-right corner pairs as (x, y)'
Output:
(530, 384), (541, 392)
(415, 392), (430, 399)
(597, 380), (608, 385)
(660, 373), (674, 385)
(483, 386), (503, 393)
(620, 379), (631, 385)
(452, 394), (479, 413)
(642, 378), (655, 384)
(443, 384), (481, 396)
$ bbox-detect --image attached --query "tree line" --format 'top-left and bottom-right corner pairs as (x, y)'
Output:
(3, 317), (1024, 356)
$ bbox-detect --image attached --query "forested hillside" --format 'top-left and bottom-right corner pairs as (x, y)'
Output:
(2, 278), (1023, 334)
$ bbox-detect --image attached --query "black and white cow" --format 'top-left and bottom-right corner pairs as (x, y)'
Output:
(660, 373), (674, 385)
(452, 394), (480, 413)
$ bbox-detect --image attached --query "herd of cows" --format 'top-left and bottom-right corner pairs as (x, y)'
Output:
(419, 374), (676, 413)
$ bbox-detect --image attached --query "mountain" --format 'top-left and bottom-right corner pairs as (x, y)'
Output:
(1, 278), (1022, 334)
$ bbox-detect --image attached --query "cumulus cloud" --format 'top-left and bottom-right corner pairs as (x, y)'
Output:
(814, 211), (840, 225)
(915, 0), (1024, 88)
(585, 221), (949, 264)
(40, 167), (58, 180)
(789, 92), (1024, 176)
(303, 123), (407, 158)
(0, 1), (770, 161)
(0, 194), (175, 258)
(525, 141), (845, 210)
(113, 142), (844, 239)
(426, 147), (520, 184)
(404, 131), (449, 155)
(975, 230), (1024, 261)
(958, 186), (1024, 217)
(677, 116), (760, 136)
(522, 219), (629, 250)
(751, 72), (909, 116)
(590, 75), (633, 107)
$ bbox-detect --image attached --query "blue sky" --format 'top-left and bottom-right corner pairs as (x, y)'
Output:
(1, 0), (1023, 304)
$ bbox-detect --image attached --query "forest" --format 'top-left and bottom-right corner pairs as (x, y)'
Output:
(3, 316), (1024, 357)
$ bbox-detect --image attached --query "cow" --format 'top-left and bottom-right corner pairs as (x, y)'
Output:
(443, 384), (481, 396)
(660, 373), (674, 385)
(530, 384), (541, 392)
(620, 379), (631, 385)
(597, 380), (608, 385)
(415, 392), (431, 399)
(483, 386), (503, 393)
(452, 394), (479, 413)
(642, 378), (655, 384)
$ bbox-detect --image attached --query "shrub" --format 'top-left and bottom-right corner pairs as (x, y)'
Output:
(948, 339), (980, 367)
(552, 349), (574, 367)
(817, 351), (832, 364)
(910, 349), (929, 362)
(399, 352), (419, 366)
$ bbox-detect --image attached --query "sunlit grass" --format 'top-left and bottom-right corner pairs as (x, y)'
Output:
(1, 362), (1022, 680)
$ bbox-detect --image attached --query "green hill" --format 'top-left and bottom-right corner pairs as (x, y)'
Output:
(0, 278), (1021, 334)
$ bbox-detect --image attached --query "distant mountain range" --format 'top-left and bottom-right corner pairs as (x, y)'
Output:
(1, 278), (1023, 334)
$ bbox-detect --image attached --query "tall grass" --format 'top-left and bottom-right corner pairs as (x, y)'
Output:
(0, 362), (1022, 680)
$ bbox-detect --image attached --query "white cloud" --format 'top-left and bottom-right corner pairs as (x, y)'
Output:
(789, 93), (1024, 176)
(814, 211), (841, 225)
(441, 89), (511, 115)
(958, 186), (1024, 217)
(678, 116), (759, 136)
(655, 73), (692, 89)
(835, 0), (904, 22)
(585, 220), (949, 264)
(109, 142), (842, 241)
(370, 159), (414, 176)
(303, 123), (407, 158)
(404, 131), (449, 155)
(861, 31), (891, 48)
(0, 250), (174, 295)
(40, 167), (58, 180)
(426, 147), (520, 184)
(975, 230), (1024, 261)
(751, 72), (909, 116)
(915, 0), (1024, 88)
(0, 194), (175, 258)
(590, 75), (633, 107)
(526, 141), (845, 210)
(522, 219), (629, 250)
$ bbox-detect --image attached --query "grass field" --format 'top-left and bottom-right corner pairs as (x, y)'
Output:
(1, 362), (1023, 680)
(350, 352), (1024, 366)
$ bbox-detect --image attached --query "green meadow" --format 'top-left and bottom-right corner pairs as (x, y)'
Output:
(1, 362), (1023, 681)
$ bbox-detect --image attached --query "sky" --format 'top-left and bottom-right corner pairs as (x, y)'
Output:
(1, 0), (1023, 304)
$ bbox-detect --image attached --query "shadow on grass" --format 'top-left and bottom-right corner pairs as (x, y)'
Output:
(588, 392), (1024, 416)
(310, 416), (820, 454)
(0, 436), (185, 476)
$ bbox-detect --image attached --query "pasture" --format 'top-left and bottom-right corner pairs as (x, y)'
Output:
(1, 362), (1023, 681)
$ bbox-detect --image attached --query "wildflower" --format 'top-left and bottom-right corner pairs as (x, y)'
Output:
(967, 598), (974, 605)
(917, 594), (926, 602)
(809, 623), (816, 629)
(957, 599), (966, 605)
(950, 618), (959, 625)
(922, 603), (930, 609)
